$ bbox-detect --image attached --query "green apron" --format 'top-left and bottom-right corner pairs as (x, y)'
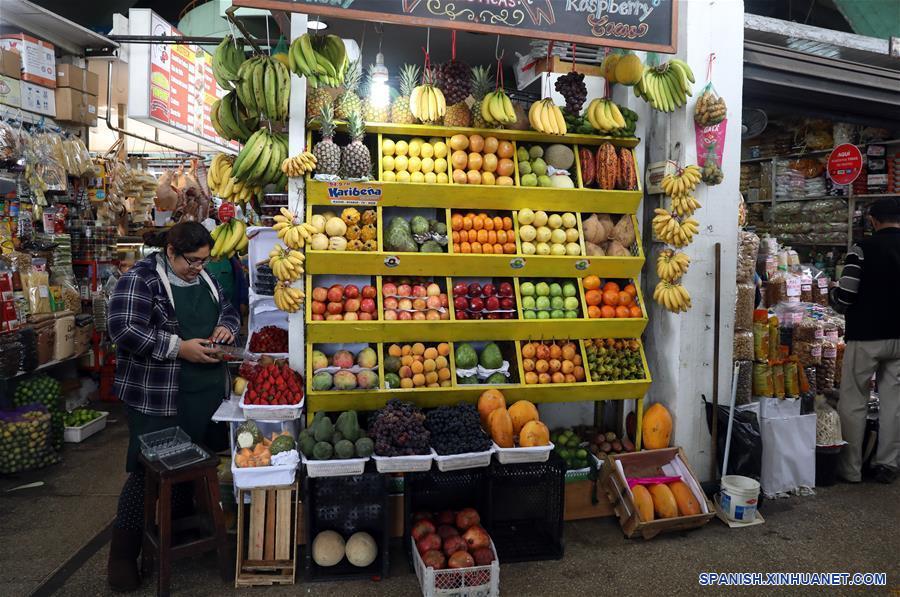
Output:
(125, 281), (226, 472)
(205, 257), (234, 305)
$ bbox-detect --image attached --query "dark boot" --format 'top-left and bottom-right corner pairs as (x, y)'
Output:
(107, 526), (142, 592)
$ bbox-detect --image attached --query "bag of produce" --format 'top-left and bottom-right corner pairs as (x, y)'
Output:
(0, 405), (60, 473)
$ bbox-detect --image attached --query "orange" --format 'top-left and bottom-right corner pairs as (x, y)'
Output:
(600, 305), (616, 318)
(482, 243), (494, 254)
(452, 243), (460, 253)
(460, 242), (471, 253)
(476, 229), (488, 243)
(624, 283), (637, 297)
(462, 216), (473, 230)
(629, 305), (643, 318)
(471, 241), (482, 253)
(615, 306), (631, 318)
(502, 217), (513, 230)
(483, 217), (494, 231)
(503, 243), (517, 254)
(450, 213), (463, 230)
(585, 289), (602, 306)
(494, 243), (504, 254)
(496, 230), (507, 244)
(587, 305), (602, 319)
(468, 229), (479, 243)
(487, 230), (497, 245)
(493, 216), (504, 231)
(465, 212), (476, 219)
(451, 231), (460, 243)
(603, 281), (621, 294)
(602, 290), (619, 306)
(437, 342), (450, 356)
(473, 215), (484, 230)
(618, 291), (633, 306)
(583, 275), (601, 291)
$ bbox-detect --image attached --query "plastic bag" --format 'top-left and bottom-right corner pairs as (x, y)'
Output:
(814, 396), (842, 446)
(704, 397), (762, 480)
(753, 362), (773, 397)
(0, 405), (60, 473)
(693, 82), (726, 126)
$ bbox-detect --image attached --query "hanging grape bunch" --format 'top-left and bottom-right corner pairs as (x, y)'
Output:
(554, 71), (587, 116)
(436, 59), (473, 106)
(369, 398), (431, 456)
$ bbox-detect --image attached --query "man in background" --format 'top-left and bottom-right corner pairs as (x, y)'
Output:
(832, 197), (900, 484)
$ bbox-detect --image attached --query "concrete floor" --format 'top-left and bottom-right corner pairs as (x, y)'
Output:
(2, 404), (898, 597)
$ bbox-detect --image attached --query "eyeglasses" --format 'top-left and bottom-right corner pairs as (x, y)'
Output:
(180, 254), (210, 268)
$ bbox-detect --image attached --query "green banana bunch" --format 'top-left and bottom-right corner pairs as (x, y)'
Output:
(235, 55), (291, 122)
(633, 59), (695, 113)
(212, 35), (245, 91)
(289, 33), (347, 88)
(231, 127), (290, 190)
(210, 90), (259, 143)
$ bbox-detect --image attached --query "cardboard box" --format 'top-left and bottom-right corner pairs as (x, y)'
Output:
(20, 81), (55, 116)
(54, 87), (84, 122)
(0, 34), (55, 88)
(0, 49), (19, 79)
(56, 64), (99, 96)
(0, 75), (21, 108)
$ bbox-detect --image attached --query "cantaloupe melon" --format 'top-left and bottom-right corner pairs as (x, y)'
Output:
(648, 483), (678, 519)
(312, 530), (345, 566)
(668, 481), (701, 516)
(631, 484), (654, 522)
(345, 532), (378, 567)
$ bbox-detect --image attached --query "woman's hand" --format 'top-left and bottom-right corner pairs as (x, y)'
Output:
(209, 326), (234, 344)
(178, 338), (219, 363)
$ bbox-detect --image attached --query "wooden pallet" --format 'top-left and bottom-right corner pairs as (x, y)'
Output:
(235, 483), (299, 587)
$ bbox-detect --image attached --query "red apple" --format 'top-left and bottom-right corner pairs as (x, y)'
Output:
(416, 532), (442, 555)
(426, 283), (441, 296)
(498, 282), (513, 297)
(383, 309), (398, 320)
(482, 283), (495, 297)
(454, 296), (469, 311)
(499, 297), (515, 310)
(384, 297), (399, 310)
(426, 309), (441, 320)
(462, 525), (490, 550)
(467, 283), (481, 297)
(358, 312), (373, 321)
(326, 285), (344, 303)
(325, 313), (343, 321)
(442, 535), (467, 557)
(422, 550), (446, 570)
(472, 547), (494, 566)
(311, 301), (326, 315)
(312, 287), (328, 302)
(397, 284), (412, 297)
(469, 297), (484, 312)
(440, 294), (449, 308)
(344, 285), (360, 299)
(456, 508), (481, 531)
(412, 285), (427, 298)
(326, 301), (344, 315)
(361, 285), (377, 299)
(426, 295), (442, 310)
(485, 296), (500, 311)
(412, 298), (427, 311)
(448, 550), (475, 569)
(344, 298), (360, 312)
(311, 314), (324, 321)
(382, 282), (397, 296)
(398, 298), (413, 311)
(412, 311), (427, 320)
(467, 311), (482, 320)
(453, 282), (469, 297)
(455, 310), (468, 320)
(412, 519), (436, 541)
(398, 311), (413, 320)
(436, 510), (455, 526)
(360, 298), (376, 313)
(441, 310), (451, 320)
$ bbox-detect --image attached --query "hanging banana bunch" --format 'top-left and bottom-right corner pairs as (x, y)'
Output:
(274, 282), (305, 313)
(280, 151), (318, 178)
(272, 207), (319, 250)
(268, 245), (305, 283)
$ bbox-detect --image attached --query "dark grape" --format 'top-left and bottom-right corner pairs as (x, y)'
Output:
(369, 399), (431, 456)
(425, 403), (492, 455)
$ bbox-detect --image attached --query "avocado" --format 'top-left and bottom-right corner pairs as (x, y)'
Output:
(485, 372), (507, 384)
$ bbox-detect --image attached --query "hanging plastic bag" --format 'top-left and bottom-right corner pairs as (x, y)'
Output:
(693, 56), (727, 187)
(694, 81), (726, 127)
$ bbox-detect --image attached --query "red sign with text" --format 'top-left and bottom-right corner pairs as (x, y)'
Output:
(827, 143), (863, 186)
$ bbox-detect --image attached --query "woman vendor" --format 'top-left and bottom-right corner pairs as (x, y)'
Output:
(106, 222), (240, 591)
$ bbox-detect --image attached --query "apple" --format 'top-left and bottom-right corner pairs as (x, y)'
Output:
(398, 298), (413, 311)
(412, 311), (427, 320)
(467, 311), (482, 320)
(412, 298), (427, 311)
(426, 295), (443, 310)
(426, 283), (441, 296)
(486, 312), (501, 319)
(413, 285), (428, 298)
(397, 284), (412, 297)
(382, 282), (397, 296)
(485, 296), (500, 311)
(311, 314), (324, 321)
(455, 310), (468, 320)
(468, 283), (482, 297)
(469, 297), (484, 312)
(344, 285), (360, 299)
(563, 283), (577, 297)
(326, 285), (344, 303)
(500, 297), (515, 310)
(520, 282), (535, 296)
(326, 301), (344, 314)
(535, 296), (551, 310)
(384, 297), (399, 310)
(440, 294), (449, 308)
(343, 311), (359, 321)
(454, 296), (469, 311)
(535, 282), (550, 297)
(522, 296), (536, 310)
(358, 312), (374, 320)
(426, 309), (441, 320)
(360, 298), (376, 313)
(482, 283), (495, 297)
(361, 285), (377, 299)
(344, 298), (361, 312)
(498, 282), (513, 297)
(453, 282), (469, 297)
(311, 301), (326, 315)
(550, 296), (565, 310)
(398, 311), (413, 320)
(384, 309), (398, 320)
(325, 313), (344, 321)
(312, 287), (328, 302)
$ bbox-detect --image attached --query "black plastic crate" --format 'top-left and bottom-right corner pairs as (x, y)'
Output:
(403, 467), (491, 569)
(302, 463), (390, 582)
(488, 451), (565, 562)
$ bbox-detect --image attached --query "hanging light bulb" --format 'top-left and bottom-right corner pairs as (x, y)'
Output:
(370, 51), (390, 109)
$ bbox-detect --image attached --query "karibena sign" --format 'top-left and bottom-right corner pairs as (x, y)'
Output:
(233, 0), (678, 53)
(827, 144), (862, 186)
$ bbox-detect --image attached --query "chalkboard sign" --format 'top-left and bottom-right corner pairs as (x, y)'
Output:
(234, 0), (678, 53)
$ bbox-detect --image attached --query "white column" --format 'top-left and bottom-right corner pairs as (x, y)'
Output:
(642, 0), (745, 481)
(288, 12), (308, 375)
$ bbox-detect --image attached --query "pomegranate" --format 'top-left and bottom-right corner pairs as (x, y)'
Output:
(436, 525), (459, 540)
(462, 525), (491, 551)
(416, 533), (442, 555)
(448, 550), (475, 569)
(411, 519), (436, 541)
(455, 508), (480, 531)
(422, 550), (446, 570)
(436, 510), (456, 526)
(472, 546), (494, 566)
(442, 535), (467, 558)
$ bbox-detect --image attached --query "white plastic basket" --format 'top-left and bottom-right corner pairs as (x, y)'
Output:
(434, 447), (494, 472)
(230, 449), (297, 489)
(301, 452), (369, 478)
(372, 449), (436, 473)
(492, 441), (554, 465)
(411, 536), (499, 597)
(239, 391), (303, 421)
(63, 411), (108, 443)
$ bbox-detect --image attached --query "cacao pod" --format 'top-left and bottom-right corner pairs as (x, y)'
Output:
(617, 147), (637, 190)
(579, 148), (596, 188)
(595, 143), (618, 190)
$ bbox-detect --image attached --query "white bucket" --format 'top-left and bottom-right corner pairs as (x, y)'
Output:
(720, 475), (760, 522)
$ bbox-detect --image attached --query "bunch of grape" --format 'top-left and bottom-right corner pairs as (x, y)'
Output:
(369, 398), (431, 456)
(425, 403), (492, 455)
(554, 71), (587, 115)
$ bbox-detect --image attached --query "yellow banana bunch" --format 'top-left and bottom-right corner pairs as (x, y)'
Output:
(268, 245), (305, 282)
(528, 99), (567, 135)
(480, 89), (516, 126)
(656, 249), (691, 282)
(671, 194), (702, 217)
(272, 207), (319, 250)
(207, 153), (262, 205)
(409, 82), (446, 123)
(280, 151), (318, 178)
(652, 208), (700, 248)
(661, 164), (701, 197)
(210, 219), (248, 258)
(274, 281), (305, 313)
(653, 280), (692, 313)
(585, 98), (626, 133)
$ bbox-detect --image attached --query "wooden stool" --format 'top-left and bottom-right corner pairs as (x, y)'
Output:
(139, 450), (230, 597)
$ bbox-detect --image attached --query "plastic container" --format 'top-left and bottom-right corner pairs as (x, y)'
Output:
(301, 452), (369, 478)
(239, 391), (304, 421)
(411, 536), (499, 597)
(303, 468), (390, 582)
(138, 427), (193, 461)
(63, 411), (108, 443)
(815, 444), (844, 487)
(719, 475), (760, 523)
(492, 441), (554, 465)
(372, 449), (435, 473)
(230, 450), (297, 489)
(433, 447), (494, 472)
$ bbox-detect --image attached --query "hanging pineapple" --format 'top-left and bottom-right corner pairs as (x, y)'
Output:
(438, 58), (472, 128)
(334, 59), (362, 121)
(470, 65), (493, 129)
(341, 111), (372, 180)
(362, 63), (390, 123)
(390, 64), (420, 124)
(312, 104), (341, 178)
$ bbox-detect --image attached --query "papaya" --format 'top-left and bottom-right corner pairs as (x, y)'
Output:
(631, 484), (654, 522)
(668, 481), (701, 516)
(641, 403), (672, 449)
(488, 407), (514, 448)
(508, 400), (539, 436)
(478, 389), (506, 427)
(519, 420), (549, 447)
(648, 483), (678, 519)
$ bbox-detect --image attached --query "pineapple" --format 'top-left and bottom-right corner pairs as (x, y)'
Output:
(443, 102), (472, 128)
(341, 111), (372, 179)
(390, 63), (419, 124)
(306, 85), (334, 120)
(334, 59), (362, 121)
(312, 104), (341, 177)
(470, 65), (493, 129)
(362, 64), (390, 123)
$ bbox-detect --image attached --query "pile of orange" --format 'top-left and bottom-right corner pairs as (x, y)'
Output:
(583, 277), (641, 319)
(450, 212), (518, 254)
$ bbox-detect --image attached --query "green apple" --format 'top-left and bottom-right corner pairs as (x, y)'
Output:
(550, 296), (565, 310)
(517, 208), (535, 225)
(564, 296), (580, 311)
(549, 282), (562, 297)
(535, 282), (550, 296)
(529, 145), (544, 160)
(522, 295), (536, 310)
(521, 173), (538, 187)
(520, 281), (536, 296)
(550, 309), (565, 319)
(535, 296), (551, 310)
(564, 310), (579, 319)
(537, 310), (550, 320)
(537, 175), (552, 187)
(519, 161), (532, 175)
(563, 282), (577, 297)
(517, 146), (530, 162)
(532, 158), (547, 176)
(523, 309), (537, 319)
(535, 242), (551, 255)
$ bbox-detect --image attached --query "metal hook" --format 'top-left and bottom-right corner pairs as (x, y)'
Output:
(426, 27), (431, 55)
(494, 35), (504, 61)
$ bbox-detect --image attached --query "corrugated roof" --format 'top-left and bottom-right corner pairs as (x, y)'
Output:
(832, 0), (900, 40)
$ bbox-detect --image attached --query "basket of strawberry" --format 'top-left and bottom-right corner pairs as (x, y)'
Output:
(239, 362), (304, 420)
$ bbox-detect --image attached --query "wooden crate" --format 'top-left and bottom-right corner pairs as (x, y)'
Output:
(235, 483), (299, 587)
(564, 479), (615, 520)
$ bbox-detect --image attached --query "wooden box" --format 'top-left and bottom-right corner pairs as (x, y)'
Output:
(564, 479), (614, 520)
(235, 483), (299, 587)
(601, 447), (714, 540)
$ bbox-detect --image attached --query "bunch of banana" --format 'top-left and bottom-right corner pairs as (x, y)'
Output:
(671, 194), (702, 217)
(652, 208), (700, 248)
(289, 33), (347, 88)
(210, 90), (258, 143)
(274, 282), (305, 313)
(409, 83), (446, 122)
(653, 280), (692, 313)
(280, 151), (317, 178)
(236, 55), (291, 122)
(585, 98), (626, 133)
(208, 154), (263, 205)
(273, 208), (318, 250)
(656, 249), (691, 282)
(528, 99), (567, 135)
(480, 89), (516, 126)
(268, 245), (305, 282)
(633, 59), (695, 112)
(212, 35), (245, 91)
(210, 219), (248, 258)
(661, 164), (701, 197)
(231, 128), (289, 190)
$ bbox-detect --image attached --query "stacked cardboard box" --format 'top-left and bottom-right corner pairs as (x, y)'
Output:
(0, 34), (56, 116)
(55, 64), (99, 126)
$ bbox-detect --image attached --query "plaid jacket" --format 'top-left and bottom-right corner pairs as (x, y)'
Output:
(108, 253), (241, 416)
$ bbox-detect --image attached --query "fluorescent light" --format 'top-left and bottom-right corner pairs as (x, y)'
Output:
(308, 20), (327, 30)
